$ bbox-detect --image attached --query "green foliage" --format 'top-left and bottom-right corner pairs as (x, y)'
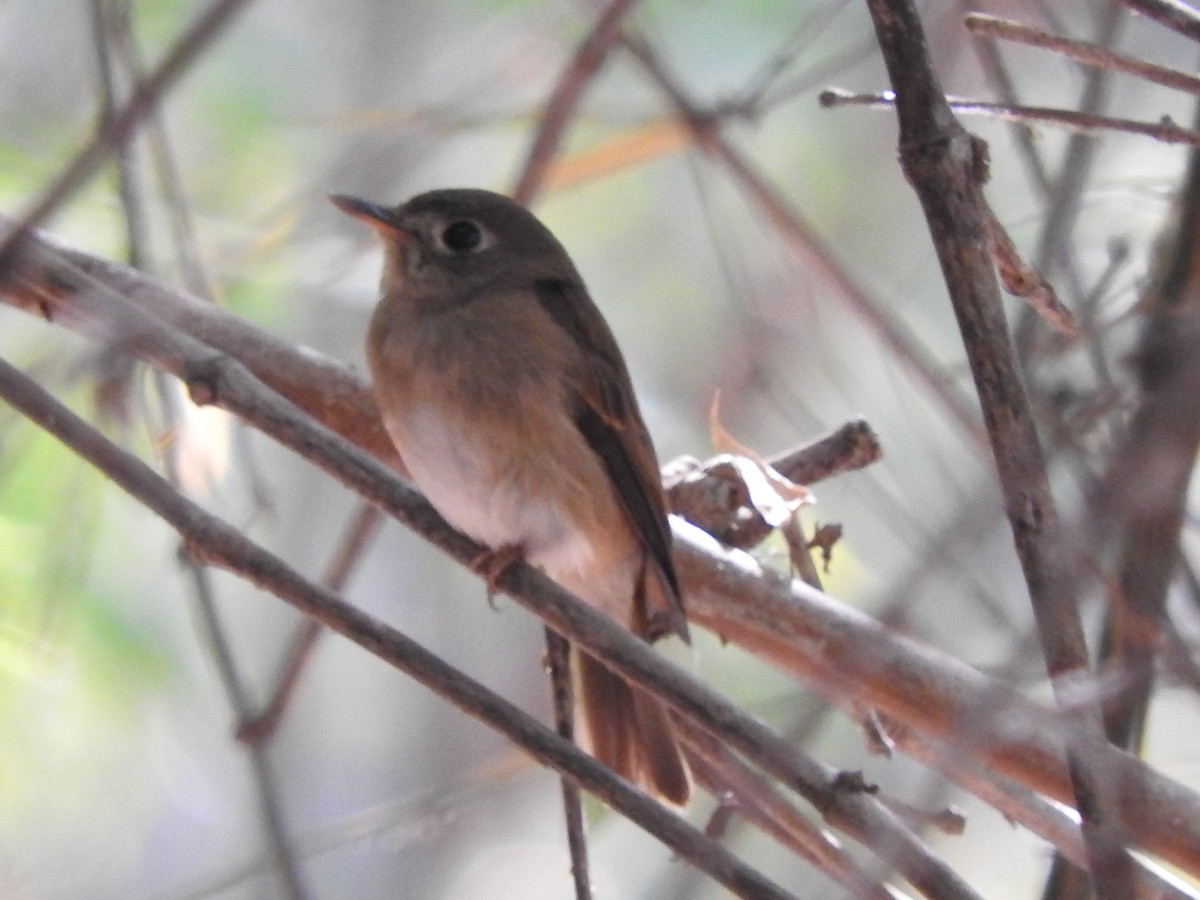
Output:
(0, 417), (171, 817)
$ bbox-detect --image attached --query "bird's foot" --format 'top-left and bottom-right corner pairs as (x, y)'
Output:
(470, 543), (524, 608)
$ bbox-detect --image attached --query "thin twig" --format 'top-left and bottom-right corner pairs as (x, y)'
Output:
(545, 628), (592, 900)
(820, 87), (1200, 147)
(0, 0), (256, 273)
(510, 0), (641, 205)
(90, 0), (149, 270)
(622, 33), (988, 447)
(1019, 2), (1123, 367)
(966, 13), (1200, 97)
(110, 0), (223, 305)
(960, 1), (1053, 195)
(1120, 0), (1200, 42)
(675, 717), (897, 900)
(863, 1), (1133, 895)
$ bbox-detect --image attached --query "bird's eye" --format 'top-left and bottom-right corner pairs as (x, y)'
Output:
(441, 220), (483, 253)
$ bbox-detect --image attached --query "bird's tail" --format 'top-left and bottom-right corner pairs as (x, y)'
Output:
(577, 650), (691, 805)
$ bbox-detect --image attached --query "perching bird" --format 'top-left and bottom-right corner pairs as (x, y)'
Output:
(333, 188), (691, 804)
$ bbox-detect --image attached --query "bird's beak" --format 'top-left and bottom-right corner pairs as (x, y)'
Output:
(329, 194), (406, 240)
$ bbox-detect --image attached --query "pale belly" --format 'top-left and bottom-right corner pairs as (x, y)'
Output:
(389, 402), (613, 583)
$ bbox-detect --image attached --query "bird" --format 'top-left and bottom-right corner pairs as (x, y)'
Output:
(332, 187), (691, 804)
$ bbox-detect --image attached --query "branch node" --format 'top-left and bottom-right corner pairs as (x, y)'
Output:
(183, 354), (226, 406)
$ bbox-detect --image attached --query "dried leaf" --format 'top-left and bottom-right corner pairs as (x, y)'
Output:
(708, 392), (813, 527)
(985, 206), (1079, 338)
(808, 522), (843, 573)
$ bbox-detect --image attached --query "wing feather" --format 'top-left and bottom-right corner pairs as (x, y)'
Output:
(534, 278), (687, 641)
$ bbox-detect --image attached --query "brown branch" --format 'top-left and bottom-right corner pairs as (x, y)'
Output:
(7, 225), (1200, 884)
(1094, 133), (1200, 750)
(1016, 2), (1123, 378)
(544, 627), (592, 900)
(882, 717), (1193, 900)
(0, 233), (980, 896)
(0, 353), (797, 900)
(510, 0), (641, 205)
(677, 533), (1200, 881)
(1120, 0), (1200, 42)
(675, 717), (896, 900)
(0, 218), (401, 470)
(621, 33), (988, 447)
(966, 13), (1200, 97)
(0, 0), (256, 273)
(769, 418), (884, 485)
(960, 1), (1053, 195)
(820, 87), (1200, 147)
(664, 418), (883, 549)
(863, 0), (1133, 895)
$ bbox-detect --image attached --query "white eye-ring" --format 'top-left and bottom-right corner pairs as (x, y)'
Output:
(438, 219), (493, 254)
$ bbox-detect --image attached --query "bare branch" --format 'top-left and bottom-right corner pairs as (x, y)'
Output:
(511, 0), (642, 205)
(863, 0), (1133, 893)
(7, 220), (1200, 884)
(0, 0), (256, 272)
(0, 353), (798, 900)
(1120, 0), (1200, 42)
(820, 87), (1200, 147)
(966, 13), (1200, 97)
(0, 230), (980, 896)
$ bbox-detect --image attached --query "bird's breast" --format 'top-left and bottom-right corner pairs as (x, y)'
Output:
(367, 293), (641, 619)
(385, 387), (627, 580)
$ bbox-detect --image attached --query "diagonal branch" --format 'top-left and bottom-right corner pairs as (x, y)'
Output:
(0, 0), (256, 273)
(621, 33), (988, 447)
(0, 232), (982, 897)
(511, 0), (642, 204)
(5, 223), (1200, 883)
(0, 354), (795, 900)
(966, 13), (1200, 97)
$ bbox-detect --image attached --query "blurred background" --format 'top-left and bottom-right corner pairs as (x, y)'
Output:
(1, 0), (1198, 897)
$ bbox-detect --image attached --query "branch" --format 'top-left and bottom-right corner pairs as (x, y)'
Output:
(0, 0), (256, 272)
(966, 13), (1200, 97)
(1120, 0), (1200, 41)
(820, 88), (1200, 148)
(863, 0), (1133, 894)
(1094, 127), (1200, 749)
(510, 0), (641, 205)
(5, 222), (1200, 883)
(664, 418), (882, 549)
(0, 229), (980, 896)
(0, 353), (799, 900)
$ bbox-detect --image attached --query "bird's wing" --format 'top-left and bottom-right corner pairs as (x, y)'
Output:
(533, 278), (688, 642)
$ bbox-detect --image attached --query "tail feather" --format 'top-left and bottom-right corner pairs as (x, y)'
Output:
(577, 651), (690, 805)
